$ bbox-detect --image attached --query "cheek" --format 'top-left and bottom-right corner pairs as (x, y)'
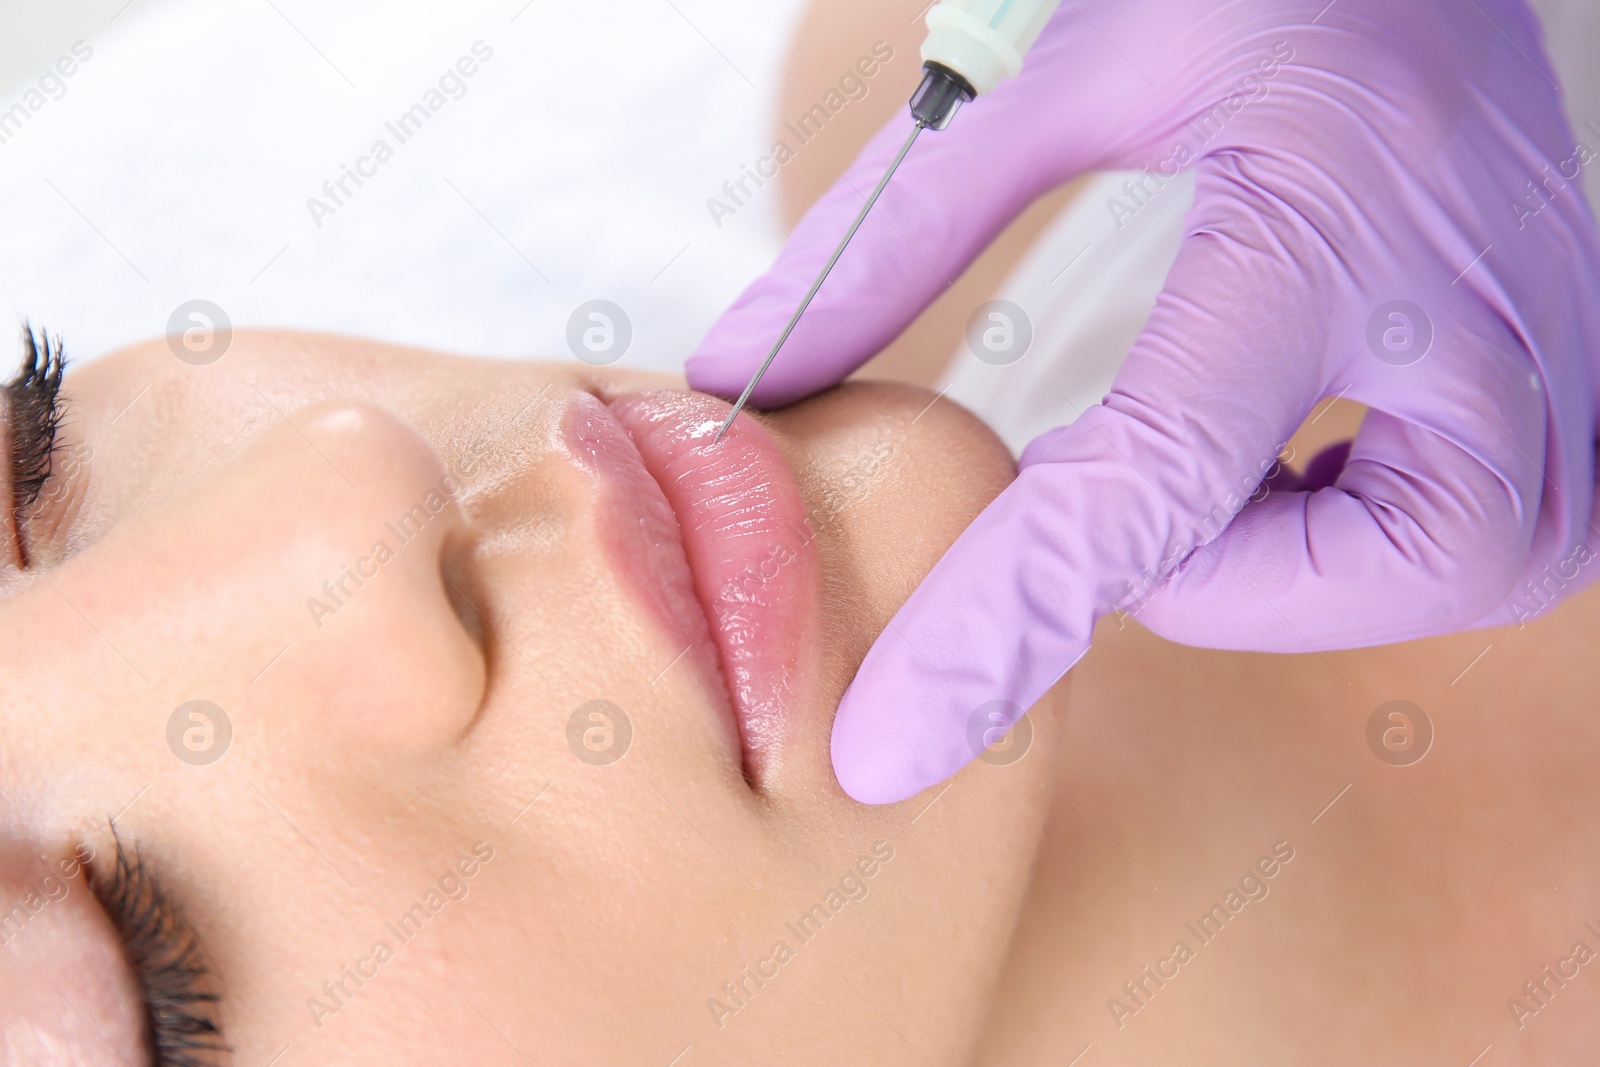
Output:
(0, 867), (146, 1062)
(277, 543), (486, 759)
(23, 405), (488, 776)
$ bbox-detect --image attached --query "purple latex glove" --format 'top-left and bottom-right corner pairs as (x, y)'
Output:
(687, 0), (1600, 804)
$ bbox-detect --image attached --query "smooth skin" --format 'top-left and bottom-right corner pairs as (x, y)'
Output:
(0, 334), (1060, 1066)
(977, 580), (1600, 1066)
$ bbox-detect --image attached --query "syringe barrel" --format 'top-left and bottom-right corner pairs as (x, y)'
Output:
(920, 0), (1064, 96)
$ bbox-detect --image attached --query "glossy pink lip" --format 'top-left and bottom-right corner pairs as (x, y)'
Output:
(566, 389), (819, 775)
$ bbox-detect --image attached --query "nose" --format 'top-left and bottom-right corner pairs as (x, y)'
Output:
(21, 402), (486, 762)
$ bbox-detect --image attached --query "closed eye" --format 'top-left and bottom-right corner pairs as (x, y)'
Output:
(88, 827), (230, 1067)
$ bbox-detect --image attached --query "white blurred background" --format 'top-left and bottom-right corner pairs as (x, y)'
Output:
(1, 0), (1597, 453)
(0, 0), (808, 370)
(0, 1), (143, 87)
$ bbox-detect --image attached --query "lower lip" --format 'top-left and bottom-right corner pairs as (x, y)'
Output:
(600, 391), (819, 771)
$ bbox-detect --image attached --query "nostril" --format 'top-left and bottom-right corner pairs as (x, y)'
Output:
(440, 523), (490, 663)
(240, 401), (490, 752)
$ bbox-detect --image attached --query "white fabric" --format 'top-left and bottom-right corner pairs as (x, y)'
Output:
(0, 0), (1595, 449)
(0, 0), (804, 370)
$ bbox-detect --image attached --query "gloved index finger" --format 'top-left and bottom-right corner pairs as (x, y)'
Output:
(686, 50), (1093, 408)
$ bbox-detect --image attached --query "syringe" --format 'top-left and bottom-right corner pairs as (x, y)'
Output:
(712, 0), (1065, 444)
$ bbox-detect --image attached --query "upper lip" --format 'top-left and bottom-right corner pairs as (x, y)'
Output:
(566, 388), (820, 777)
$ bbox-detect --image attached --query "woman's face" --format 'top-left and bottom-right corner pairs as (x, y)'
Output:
(0, 333), (1062, 1065)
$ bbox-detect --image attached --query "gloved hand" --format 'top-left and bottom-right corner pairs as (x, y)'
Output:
(687, 0), (1600, 804)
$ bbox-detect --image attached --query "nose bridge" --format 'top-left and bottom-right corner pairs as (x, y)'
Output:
(7, 402), (485, 768)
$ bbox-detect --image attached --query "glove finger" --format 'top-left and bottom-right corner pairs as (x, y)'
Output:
(832, 158), (1340, 804)
(1132, 397), (1547, 650)
(687, 5), (1159, 406)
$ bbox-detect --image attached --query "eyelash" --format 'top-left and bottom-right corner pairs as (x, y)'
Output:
(88, 828), (230, 1067)
(5, 323), (67, 568)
